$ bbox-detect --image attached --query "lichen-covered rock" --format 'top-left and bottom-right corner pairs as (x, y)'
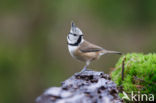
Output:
(36, 70), (122, 103)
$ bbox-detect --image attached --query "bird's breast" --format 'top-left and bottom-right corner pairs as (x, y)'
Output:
(68, 45), (78, 58)
(68, 45), (102, 62)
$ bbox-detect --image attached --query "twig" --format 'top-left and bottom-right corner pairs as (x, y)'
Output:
(122, 57), (126, 81)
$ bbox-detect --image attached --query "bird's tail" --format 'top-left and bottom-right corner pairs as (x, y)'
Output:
(106, 50), (122, 55)
(100, 50), (122, 55)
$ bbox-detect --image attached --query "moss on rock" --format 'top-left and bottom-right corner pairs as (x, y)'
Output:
(111, 53), (156, 96)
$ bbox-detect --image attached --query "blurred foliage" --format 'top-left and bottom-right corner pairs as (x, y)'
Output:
(111, 53), (156, 100)
(90, 0), (156, 26)
(0, 0), (156, 103)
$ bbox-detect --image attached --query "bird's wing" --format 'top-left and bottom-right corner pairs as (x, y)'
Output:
(79, 41), (104, 53)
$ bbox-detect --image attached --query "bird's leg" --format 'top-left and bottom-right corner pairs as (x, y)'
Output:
(81, 65), (87, 72)
(80, 61), (90, 72)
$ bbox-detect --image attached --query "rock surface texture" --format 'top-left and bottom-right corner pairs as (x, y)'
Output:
(36, 70), (123, 103)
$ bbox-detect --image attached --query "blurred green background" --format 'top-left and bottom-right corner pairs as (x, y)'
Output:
(0, 0), (156, 103)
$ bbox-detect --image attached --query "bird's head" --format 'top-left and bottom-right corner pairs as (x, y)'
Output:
(67, 21), (83, 46)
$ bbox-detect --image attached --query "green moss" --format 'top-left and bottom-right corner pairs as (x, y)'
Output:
(111, 53), (156, 96)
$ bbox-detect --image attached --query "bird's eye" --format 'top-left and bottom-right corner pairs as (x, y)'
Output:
(73, 34), (77, 36)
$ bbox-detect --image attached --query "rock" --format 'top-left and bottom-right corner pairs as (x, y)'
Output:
(36, 70), (123, 103)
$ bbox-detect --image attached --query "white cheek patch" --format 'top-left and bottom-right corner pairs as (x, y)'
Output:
(67, 35), (73, 44)
(67, 35), (78, 44)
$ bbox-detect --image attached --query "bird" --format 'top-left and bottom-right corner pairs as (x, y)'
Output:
(67, 21), (121, 72)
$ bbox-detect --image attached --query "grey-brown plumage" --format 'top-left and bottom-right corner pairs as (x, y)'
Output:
(73, 41), (121, 62)
(79, 41), (103, 52)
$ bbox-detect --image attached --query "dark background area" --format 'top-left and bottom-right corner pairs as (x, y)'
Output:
(0, 0), (156, 103)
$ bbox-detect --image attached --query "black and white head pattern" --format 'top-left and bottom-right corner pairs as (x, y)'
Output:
(67, 22), (83, 46)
